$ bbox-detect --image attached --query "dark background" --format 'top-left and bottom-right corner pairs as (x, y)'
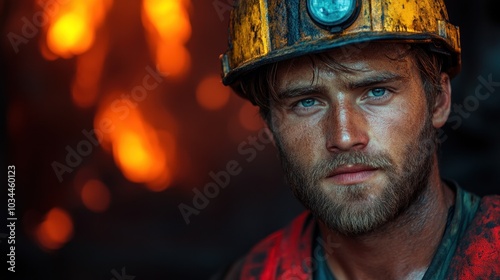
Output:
(2, 0), (499, 279)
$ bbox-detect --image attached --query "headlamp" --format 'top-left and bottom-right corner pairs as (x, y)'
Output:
(307, 0), (359, 31)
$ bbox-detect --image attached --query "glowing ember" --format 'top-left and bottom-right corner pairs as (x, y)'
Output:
(94, 95), (175, 191)
(114, 130), (166, 182)
(47, 13), (93, 57)
(45, 0), (112, 58)
(143, 0), (191, 42)
(71, 38), (108, 108)
(142, 0), (192, 78)
(81, 179), (111, 212)
(196, 74), (231, 110)
(155, 42), (191, 78)
(36, 208), (74, 250)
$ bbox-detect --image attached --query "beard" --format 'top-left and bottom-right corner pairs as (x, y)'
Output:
(274, 117), (437, 236)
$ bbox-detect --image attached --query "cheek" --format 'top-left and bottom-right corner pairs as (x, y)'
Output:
(367, 95), (426, 163)
(273, 113), (326, 167)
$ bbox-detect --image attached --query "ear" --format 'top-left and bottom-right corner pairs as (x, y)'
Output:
(432, 73), (452, 129)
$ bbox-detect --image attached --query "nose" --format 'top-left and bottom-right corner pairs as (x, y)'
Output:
(326, 98), (369, 153)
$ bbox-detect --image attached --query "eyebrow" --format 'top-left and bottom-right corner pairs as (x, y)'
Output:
(276, 72), (407, 100)
(277, 85), (327, 100)
(347, 72), (407, 89)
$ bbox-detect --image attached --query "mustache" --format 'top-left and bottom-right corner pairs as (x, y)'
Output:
(310, 151), (395, 180)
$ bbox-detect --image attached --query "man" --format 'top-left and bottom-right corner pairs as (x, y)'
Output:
(218, 0), (499, 279)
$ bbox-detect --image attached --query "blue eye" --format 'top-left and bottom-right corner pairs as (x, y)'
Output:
(299, 98), (317, 107)
(367, 88), (387, 97)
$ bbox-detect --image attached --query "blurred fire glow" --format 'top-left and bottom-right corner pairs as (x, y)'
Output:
(239, 102), (264, 131)
(196, 74), (230, 110)
(142, 0), (192, 78)
(41, 0), (113, 108)
(81, 179), (111, 212)
(45, 0), (113, 58)
(71, 38), (108, 108)
(95, 95), (176, 191)
(36, 208), (74, 250)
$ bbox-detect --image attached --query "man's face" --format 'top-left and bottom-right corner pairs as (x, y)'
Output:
(269, 44), (438, 236)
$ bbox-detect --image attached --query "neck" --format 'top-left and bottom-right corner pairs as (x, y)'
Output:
(320, 156), (455, 280)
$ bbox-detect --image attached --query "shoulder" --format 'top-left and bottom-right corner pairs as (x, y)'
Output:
(470, 195), (500, 238)
(220, 211), (315, 280)
(478, 195), (500, 215)
(448, 194), (500, 279)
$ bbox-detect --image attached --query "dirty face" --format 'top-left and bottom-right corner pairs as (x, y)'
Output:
(269, 43), (440, 236)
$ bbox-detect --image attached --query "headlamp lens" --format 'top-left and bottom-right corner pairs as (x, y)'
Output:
(308, 0), (356, 26)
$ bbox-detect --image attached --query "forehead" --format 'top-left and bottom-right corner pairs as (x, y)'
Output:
(275, 43), (415, 88)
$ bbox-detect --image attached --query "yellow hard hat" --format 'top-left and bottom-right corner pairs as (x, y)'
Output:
(221, 0), (461, 89)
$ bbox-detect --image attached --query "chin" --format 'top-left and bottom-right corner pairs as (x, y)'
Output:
(309, 181), (400, 236)
(322, 178), (388, 203)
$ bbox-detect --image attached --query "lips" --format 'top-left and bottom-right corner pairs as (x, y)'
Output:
(326, 164), (378, 185)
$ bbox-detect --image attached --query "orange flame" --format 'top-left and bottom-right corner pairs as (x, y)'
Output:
(45, 0), (112, 58)
(142, 0), (192, 78)
(143, 0), (191, 43)
(36, 208), (74, 250)
(94, 94), (176, 191)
